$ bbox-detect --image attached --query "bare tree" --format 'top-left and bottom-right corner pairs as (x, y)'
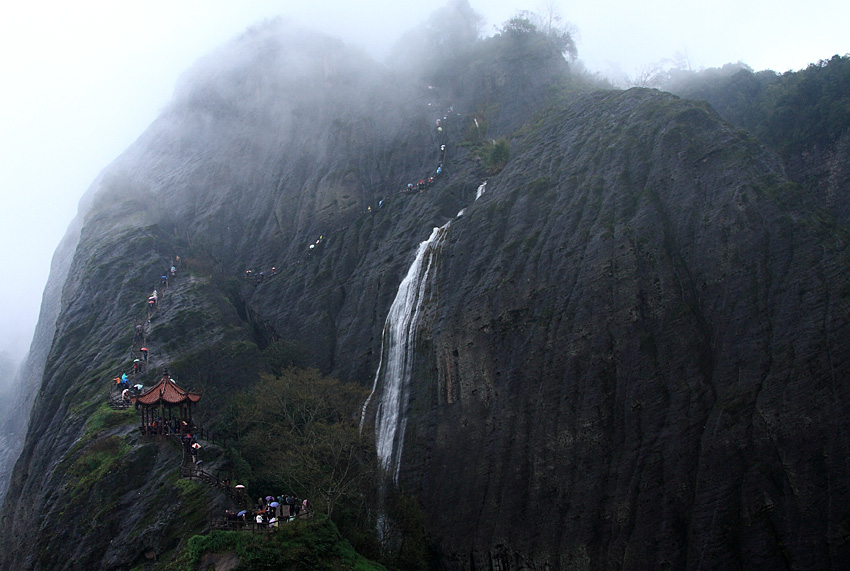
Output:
(630, 60), (671, 88)
(532, 1), (579, 61)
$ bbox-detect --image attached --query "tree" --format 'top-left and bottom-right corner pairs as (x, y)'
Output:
(262, 338), (304, 376)
(630, 60), (671, 88)
(531, 1), (578, 61)
(663, 55), (850, 161)
(485, 138), (511, 174)
(390, 0), (484, 75)
(501, 5), (578, 61)
(426, 0), (484, 58)
(232, 368), (376, 519)
(501, 14), (537, 37)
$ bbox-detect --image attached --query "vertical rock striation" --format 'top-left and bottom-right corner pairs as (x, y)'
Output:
(2, 17), (849, 571)
(403, 89), (850, 569)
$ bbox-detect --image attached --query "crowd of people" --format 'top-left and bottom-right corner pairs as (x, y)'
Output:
(222, 494), (312, 529)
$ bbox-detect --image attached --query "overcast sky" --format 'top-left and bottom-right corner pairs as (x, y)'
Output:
(0, 0), (847, 363)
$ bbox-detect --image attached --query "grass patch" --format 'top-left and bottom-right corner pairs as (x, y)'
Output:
(174, 478), (212, 535)
(185, 516), (386, 571)
(59, 402), (137, 473)
(66, 435), (130, 498)
(85, 401), (138, 437)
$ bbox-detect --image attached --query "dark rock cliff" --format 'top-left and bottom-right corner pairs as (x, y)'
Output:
(0, 352), (21, 500)
(407, 90), (850, 569)
(0, 199), (85, 503)
(2, 17), (850, 571)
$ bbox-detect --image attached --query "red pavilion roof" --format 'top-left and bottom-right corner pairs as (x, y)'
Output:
(132, 373), (201, 407)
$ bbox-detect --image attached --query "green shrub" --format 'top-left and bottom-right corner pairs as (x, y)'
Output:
(66, 435), (129, 498)
(484, 138), (511, 173)
(186, 516), (387, 570)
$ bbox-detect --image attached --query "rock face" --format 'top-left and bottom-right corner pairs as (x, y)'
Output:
(0, 352), (21, 500)
(3, 19), (850, 571)
(408, 91), (850, 569)
(0, 206), (84, 502)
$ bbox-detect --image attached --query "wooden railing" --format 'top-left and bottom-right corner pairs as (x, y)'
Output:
(175, 435), (246, 504)
(209, 509), (313, 532)
(107, 389), (132, 410)
(137, 423), (221, 445)
(181, 464), (246, 503)
(193, 426), (221, 446)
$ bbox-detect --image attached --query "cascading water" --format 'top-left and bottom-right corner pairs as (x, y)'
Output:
(361, 223), (450, 483)
(456, 181), (486, 218)
(361, 181), (487, 484)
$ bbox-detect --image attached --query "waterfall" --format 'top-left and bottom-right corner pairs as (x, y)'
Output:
(458, 181), (488, 217)
(361, 223), (450, 482)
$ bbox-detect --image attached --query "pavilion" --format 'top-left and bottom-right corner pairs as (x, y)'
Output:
(132, 371), (201, 435)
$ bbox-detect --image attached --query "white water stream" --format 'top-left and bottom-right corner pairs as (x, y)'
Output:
(361, 181), (486, 483)
(360, 224), (449, 482)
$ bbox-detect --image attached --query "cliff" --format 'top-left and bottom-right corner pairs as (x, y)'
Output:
(410, 90), (850, 569)
(2, 16), (850, 571)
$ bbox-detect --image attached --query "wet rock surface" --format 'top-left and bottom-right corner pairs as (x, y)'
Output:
(2, 19), (849, 571)
(408, 90), (850, 569)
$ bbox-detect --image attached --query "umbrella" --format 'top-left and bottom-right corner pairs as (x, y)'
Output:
(269, 501), (279, 507)
(235, 484), (245, 489)
(265, 495), (273, 501)
(237, 510), (246, 516)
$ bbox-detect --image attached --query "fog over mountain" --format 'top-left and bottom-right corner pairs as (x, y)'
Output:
(1, 2), (849, 570)
(1, 0), (846, 367)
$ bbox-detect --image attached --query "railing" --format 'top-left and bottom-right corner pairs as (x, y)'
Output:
(194, 426), (221, 446)
(179, 456), (246, 504)
(209, 509), (313, 532)
(137, 423), (220, 445)
(107, 389), (132, 410)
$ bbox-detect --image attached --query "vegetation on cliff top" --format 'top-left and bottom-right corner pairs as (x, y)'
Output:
(666, 54), (850, 160)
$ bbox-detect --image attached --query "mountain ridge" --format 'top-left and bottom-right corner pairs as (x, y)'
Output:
(2, 15), (850, 570)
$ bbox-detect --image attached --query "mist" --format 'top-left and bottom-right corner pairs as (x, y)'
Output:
(0, 0), (847, 370)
